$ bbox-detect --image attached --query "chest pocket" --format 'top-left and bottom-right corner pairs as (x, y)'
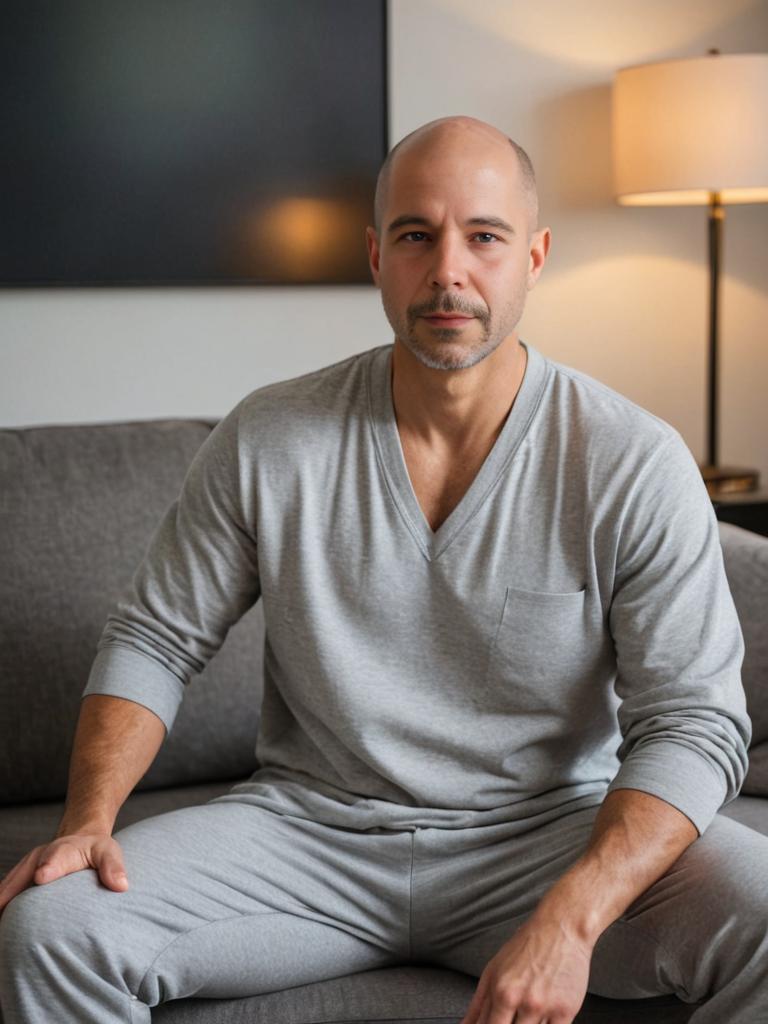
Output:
(484, 586), (592, 713)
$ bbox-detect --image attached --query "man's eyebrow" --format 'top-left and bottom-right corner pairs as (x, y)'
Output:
(467, 216), (516, 235)
(386, 214), (516, 235)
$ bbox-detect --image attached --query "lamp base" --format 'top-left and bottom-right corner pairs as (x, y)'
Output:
(700, 464), (760, 497)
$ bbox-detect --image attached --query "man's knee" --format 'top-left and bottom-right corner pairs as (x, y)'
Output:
(1, 883), (62, 990)
(590, 815), (768, 1003)
(0, 871), (114, 978)
(683, 815), (768, 922)
(653, 814), (768, 997)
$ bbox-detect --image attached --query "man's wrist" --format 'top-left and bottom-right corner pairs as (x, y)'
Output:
(55, 812), (115, 838)
(529, 862), (606, 948)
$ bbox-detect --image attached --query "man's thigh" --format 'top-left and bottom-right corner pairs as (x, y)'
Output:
(411, 803), (768, 1009)
(0, 799), (412, 1013)
(589, 813), (768, 1010)
(409, 801), (602, 969)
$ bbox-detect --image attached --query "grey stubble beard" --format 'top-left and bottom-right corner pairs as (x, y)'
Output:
(382, 291), (526, 371)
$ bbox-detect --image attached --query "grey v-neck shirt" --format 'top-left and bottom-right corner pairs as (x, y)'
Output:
(84, 342), (751, 836)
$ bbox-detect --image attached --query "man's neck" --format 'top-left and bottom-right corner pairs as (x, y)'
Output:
(390, 335), (528, 453)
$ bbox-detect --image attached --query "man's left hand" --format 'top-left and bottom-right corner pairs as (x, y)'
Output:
(459, 913), (593, 1024)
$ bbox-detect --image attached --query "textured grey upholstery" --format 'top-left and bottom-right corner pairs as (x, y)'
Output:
(0, 421), (264, 805)
(717, 521), (768, 793)
(153, 968), (698, 1024)
(1, 421), (764, 1024)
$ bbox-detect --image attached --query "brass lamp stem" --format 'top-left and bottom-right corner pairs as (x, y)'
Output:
(707, 191), (723, 468)
(701, 189), (759, 495)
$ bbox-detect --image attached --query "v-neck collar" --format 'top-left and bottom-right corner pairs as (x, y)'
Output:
(366, 341), (550, 562)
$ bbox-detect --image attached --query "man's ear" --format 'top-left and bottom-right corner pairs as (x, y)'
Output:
(526, 227), (551, 289)
(366, 226), (381, 286)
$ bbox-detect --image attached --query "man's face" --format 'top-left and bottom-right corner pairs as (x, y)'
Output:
(366, 133), (549, 371)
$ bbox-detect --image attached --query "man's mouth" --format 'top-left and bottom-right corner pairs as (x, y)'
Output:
(422, 314), (474, 327)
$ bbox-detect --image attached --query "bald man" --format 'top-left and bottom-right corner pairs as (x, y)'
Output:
(1, 117), (766, 1024)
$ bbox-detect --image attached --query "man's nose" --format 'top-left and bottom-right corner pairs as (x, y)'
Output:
(428, 235), (468, 290)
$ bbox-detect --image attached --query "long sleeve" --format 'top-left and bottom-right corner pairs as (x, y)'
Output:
(605, 432), (751, 835)
(82, 403), (261, 734)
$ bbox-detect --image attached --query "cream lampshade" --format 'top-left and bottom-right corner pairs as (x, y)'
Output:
(612, 51), (768, 495)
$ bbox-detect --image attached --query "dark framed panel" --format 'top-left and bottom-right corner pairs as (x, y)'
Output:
(1, 0), (388, 286)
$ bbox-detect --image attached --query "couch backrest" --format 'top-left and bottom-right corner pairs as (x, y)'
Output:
(0, 420), (263, 805)
(1, 422), (765, 807)
(717, 521), (768, 796)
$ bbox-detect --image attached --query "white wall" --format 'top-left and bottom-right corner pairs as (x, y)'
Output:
(2, 0), (767, 481)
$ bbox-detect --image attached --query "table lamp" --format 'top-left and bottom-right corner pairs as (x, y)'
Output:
(612, 51), (768, 495)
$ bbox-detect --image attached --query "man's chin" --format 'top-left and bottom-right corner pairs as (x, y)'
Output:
(401, 335), (495, 372)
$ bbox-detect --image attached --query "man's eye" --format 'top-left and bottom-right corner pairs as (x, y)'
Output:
(397, 231), (498, 243)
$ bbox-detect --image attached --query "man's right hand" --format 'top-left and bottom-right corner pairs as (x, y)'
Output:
(0, 833), (129, 916)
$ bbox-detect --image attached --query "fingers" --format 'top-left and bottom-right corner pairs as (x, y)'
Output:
(484, 990), (520, 1024)
(0, 834), (130, 919)
(33, 857), (67, 885)
(34, 835), (128, 892)
(0, 849), (41, 913)
(460, 974), (488, 1024)
(32, 839), (88, 886)
(469, 986), (571, 1024)
(92, 838), (129, 892)
(487, 994), (569, 1024)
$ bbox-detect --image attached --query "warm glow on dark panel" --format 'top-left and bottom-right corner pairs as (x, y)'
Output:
(228, 192), (376, 284)
(0, 1), (387, 286)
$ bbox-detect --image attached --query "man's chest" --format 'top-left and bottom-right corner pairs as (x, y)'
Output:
(253, 423), (616, 728)
(398, 433), (496, 534)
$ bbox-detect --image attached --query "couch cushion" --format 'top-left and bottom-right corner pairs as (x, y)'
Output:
(153, 965), (697, 1024)
(717, 794), (768, 837)
(0, 420), (263, 804)
(717, 522), (768, 795)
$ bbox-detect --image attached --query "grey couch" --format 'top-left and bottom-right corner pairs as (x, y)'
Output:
(2, 418), (767, 1024)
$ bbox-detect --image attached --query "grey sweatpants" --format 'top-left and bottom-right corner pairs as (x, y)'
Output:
(1, 795), (766, 1023)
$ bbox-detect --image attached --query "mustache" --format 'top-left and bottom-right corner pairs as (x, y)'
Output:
(408, 295), (489, 320)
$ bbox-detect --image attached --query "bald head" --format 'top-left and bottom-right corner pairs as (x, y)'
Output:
(373, 116), (539, 238)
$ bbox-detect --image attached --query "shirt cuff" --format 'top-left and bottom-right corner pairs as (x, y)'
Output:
(82, 645), (185, 735)
(606, 740), (729, 836)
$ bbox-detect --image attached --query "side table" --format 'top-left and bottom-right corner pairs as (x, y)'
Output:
(712, 490), (768, 538)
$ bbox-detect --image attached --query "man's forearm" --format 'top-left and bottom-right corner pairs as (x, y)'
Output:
(530, 788), (699, 946)
(56, 693), (167, 837)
